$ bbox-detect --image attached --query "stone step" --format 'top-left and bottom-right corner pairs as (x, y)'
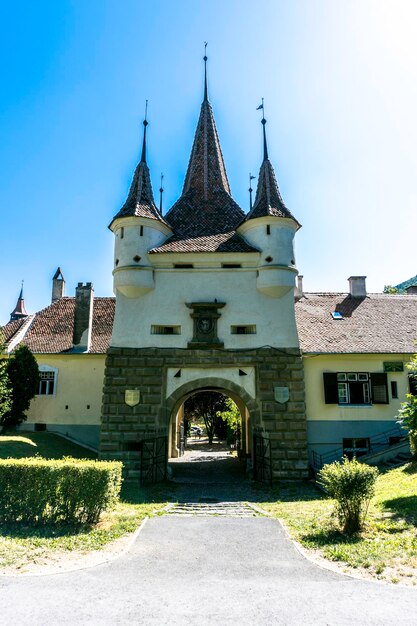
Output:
(165, 501), (261, 517)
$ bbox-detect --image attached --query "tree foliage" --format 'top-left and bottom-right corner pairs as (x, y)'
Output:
(218, 397), (241, 446)
(2, 345), (39, 431)
(397, 353), (417, 457)
(383, 285), (398, 294)
(184, 392), (228, 444)
(318, 457), (379, 534)
(0, 333), (11, 424)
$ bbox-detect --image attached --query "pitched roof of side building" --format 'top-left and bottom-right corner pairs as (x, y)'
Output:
(2, 293), (417, 355)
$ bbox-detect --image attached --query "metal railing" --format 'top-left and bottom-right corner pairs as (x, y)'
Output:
(311, 425), (407, 472)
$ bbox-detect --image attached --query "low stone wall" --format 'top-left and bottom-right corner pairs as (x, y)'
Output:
(100, 346), (308, 481)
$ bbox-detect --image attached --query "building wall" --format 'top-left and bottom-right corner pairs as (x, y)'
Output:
(111, 263), (299, 350)
(100, 346), (308, 481)
(304, 353), (411, 457)
(23, 354), (105, 448)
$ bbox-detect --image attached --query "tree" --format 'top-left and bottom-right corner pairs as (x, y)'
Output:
(2, 345), (39, 432)
(184, 392), (228, 444)
(0, 333), (11, 425)
(218, 397), (241, 446)
(397, 353), (417, 457)
(383, 285), (398, 294)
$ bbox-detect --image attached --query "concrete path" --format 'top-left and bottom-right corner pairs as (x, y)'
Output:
(1, 514), (417, 625)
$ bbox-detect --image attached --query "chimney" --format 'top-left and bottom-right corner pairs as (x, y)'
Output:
(406, 285), (417, 295)
(52, 267), (65, 303)
(348, 276), (367, 298)
(72, 282), (94, 352)
(295, 274), (304, 300)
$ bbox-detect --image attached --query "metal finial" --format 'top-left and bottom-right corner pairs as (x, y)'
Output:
(203, 42), (208, 101)
(256, 98), (268, 160)
(141, 100), (149, 163)
(159, 173), (164, 214)
(249, 173), (256, 211)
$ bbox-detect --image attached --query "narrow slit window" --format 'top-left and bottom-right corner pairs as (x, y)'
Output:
(391, 381), (398, 399)
(120, 227), (124, 239)
(266, 225), (271, 235)
(173, 264), (194, 269)
(140, 226), (144, 236)
(151, 325), (181, 335)
(231, 325), (256, 335)
(222, 263), (242, 269)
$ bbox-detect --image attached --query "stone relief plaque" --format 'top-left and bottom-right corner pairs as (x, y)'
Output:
(186, 301), (225, 349)
(274, 387), (289, 404)
(125, 389), (140, 407)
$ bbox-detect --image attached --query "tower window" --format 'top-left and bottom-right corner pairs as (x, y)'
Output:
(173, 264), (194, 269)
(231, 325), (256, 335)
(266, 225), (271, 235)
(222, 263), (242, 269)
(120, 227), (124, 239)
(133, 255), (141, 262)
(151, 325), (181, 335)
(265, 256), (273, 263)
(140, 226), (144, 236)
(391, 381), (398, 399)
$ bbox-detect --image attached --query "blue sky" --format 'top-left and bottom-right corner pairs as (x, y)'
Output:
(1, 0), (417, 323)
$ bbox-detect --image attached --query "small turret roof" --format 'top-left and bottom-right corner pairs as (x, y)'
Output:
(111, 116), (168, 227)
(10, 284), (28, 322)
(244, 117), (300, 228)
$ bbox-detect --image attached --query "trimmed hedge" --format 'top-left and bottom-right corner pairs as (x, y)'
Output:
(0, 457), (122, 524)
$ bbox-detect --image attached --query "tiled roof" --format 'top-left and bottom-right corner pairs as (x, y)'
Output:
(3, 292), (417, 356)
(151, 223), (258, 254)
(396, 274), (417, 292)
(1, 318), (28, 345)
(152, 98), (255, 254)
(295, 293), (417, 354)
(2, 298), (115, 354)
(245, 158), (300, 227)
(111, 121), (168, 227)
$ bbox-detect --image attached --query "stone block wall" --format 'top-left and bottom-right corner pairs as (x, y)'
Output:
(100, 346), (308, 481)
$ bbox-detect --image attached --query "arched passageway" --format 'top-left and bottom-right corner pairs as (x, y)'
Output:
(165, 379), (256, 484)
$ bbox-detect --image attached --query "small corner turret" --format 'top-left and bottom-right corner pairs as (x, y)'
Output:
(238, 107), (301, 298)
(10, 282), (28, 322)
(110, 105), (172, 298)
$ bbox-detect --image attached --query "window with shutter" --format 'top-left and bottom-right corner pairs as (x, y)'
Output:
(370, 373), (389, 404)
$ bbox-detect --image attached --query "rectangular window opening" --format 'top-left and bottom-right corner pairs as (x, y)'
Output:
(173, 264), (194, 269)
(38, 371), (56, 396)
(391, 381), (398, 399)
(326, 371), (385, 406)
(140, 226), (144, 236)
(343, 437), (370, 460)
(231, 325), (256, 335)
(151, 325), (181, 335)
(266, 225), (271, 235)
(120, 227), (124, 239)
(222, 263), (242, 269)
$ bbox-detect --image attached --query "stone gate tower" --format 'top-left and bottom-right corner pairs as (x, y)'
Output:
(100, 59), (308, 481)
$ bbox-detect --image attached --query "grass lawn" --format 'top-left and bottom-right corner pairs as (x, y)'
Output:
(258, 461), (417, 585)
(0, 433), (167, 572)
(0, 432), (97, 459)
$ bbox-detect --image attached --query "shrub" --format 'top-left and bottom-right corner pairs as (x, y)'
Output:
(397, 393), (417, 458)
(0, 457), (122, 524)
(318, 457), (379, 534)
(2, 345), (39, 431)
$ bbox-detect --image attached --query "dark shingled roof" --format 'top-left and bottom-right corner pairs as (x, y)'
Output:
(295, 293), (417, 354)
(1, 317), (29, 344)
(110, 120), (168, 227)
(2, 298), (115, 354)
(151, 98), (257, 254)
(244, 158), (300, 227)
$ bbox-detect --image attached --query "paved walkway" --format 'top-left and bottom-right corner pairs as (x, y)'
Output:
(1, 446), (417, 624)
(1, 515), (417, 625)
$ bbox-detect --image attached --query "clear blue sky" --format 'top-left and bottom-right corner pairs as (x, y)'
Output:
(1, 0), (417, 324)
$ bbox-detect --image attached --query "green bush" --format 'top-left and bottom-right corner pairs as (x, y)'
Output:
(318, 457), (379, 534)
(0, 457), (122, 524)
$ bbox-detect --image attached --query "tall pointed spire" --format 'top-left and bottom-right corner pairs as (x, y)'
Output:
(10, 281), (28, 322)
(180, 47), (231, 200)
(110, 103), (168, 226)
(245, 111), (300, 227)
